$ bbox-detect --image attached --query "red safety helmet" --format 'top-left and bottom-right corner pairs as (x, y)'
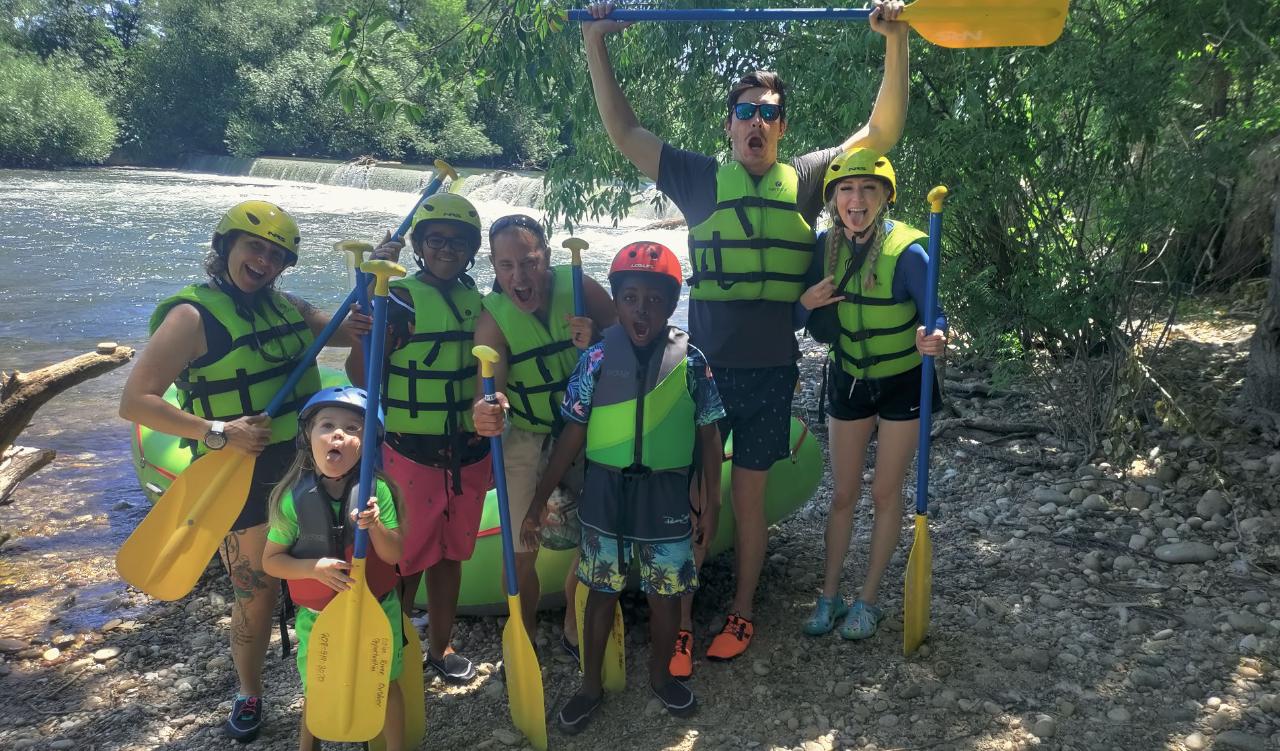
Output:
(608, 241), (683, 291)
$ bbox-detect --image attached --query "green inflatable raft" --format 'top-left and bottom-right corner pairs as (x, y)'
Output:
(130, 373), (823, 614)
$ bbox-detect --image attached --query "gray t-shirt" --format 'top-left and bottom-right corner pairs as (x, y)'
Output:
(657, 143), (842, 369)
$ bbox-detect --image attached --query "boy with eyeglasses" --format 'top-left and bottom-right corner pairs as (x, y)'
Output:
(348, 193), (491, 686)
(580, 0), (909, 669)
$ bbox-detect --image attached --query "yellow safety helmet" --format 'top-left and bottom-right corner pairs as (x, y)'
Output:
(409, 193), (482, 252)
(213, 200), (301, 264)
(823, 148), (897, 205)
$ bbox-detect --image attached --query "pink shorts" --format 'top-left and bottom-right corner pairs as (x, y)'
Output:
(383, 444), (494, 575)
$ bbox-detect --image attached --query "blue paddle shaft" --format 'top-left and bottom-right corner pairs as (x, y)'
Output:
(567, 7), (873, 21)
(263, 286), (360, 418)
(482, 377), (521, 598)
(915, 209), (944, 515)
(353, 285), (391, 561)
(572, 265), (585, 317)
(392, 174), (447, 240)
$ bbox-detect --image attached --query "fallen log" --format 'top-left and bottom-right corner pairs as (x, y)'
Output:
(1, 343), (134, 455)
(931, 416), (1049, 439)
(0, 446), (56, 505)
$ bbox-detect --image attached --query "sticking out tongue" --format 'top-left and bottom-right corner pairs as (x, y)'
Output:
(513, 287), (532, 304)
(326, 449), (342, 464)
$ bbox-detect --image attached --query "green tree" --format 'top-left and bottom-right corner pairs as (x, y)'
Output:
(121, 0), (313, 161)
(0, 47), (118, 166)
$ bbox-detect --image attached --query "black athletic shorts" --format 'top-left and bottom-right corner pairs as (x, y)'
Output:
(826, 363), (942, 422)
(714, 364), (798, 471)
(231, 441), (296, 531)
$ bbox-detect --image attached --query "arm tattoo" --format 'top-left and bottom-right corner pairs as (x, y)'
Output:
(284, 292), (320, 323)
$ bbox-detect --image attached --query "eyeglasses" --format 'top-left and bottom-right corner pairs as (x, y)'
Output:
(421, 234), (473, 253)
(732, 102), (784, 122)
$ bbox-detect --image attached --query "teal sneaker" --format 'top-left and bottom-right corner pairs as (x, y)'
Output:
(839, 599), (884, 640)
(803, 595), (849, 636)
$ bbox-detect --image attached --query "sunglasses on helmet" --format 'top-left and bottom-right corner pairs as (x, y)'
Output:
(732, 102), (784, 122)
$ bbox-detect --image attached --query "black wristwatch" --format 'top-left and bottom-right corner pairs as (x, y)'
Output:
(203, 420), (228, 451)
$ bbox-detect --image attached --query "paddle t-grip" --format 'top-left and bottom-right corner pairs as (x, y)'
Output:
(473, 344), (499, 383)
(392, 159), (459, 240)
(360, 259), (406, 297)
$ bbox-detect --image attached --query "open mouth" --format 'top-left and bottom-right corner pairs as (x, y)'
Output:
(326, 448), (343, 464)
(746, 134), (765, 152)
(631, 320), (651, 340)
(243, 265), (267, 283)
(846, 208), (870, 227)
(512, 287), (533, 304)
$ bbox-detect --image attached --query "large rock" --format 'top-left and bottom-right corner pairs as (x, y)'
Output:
(1196, 489), (1228, 518)
(1153, 542), (1217, 564)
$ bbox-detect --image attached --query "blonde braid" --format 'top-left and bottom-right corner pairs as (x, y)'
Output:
(861, 215), (887, 291)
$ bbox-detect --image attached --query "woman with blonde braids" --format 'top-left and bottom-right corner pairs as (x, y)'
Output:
(797, 148), (945, 640)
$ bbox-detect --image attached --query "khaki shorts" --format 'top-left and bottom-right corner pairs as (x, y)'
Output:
(502, 426), (584, 553)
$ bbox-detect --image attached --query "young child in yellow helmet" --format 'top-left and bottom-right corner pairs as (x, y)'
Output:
(347, 193), (491, 684)
(798, 148), (946, 640)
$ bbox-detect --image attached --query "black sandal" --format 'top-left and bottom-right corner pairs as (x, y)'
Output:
(557, 692), (602, 735)
(650, 679), (697, 718)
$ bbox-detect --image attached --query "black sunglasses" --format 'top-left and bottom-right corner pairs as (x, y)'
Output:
(732, 102), (784, 122)
(488, 214), (547, 245)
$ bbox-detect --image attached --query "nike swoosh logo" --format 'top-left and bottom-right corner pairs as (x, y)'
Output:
(910, 406), (920, 412)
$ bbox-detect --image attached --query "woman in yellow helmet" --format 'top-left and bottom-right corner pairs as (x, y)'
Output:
(119, 200), (371, 741)
(348, 193), (492, 685)
(797, 149), (946, 641)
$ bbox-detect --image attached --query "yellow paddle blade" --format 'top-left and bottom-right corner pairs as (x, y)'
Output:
(368, 612), (425, 751)
(902, 0), (1069, 48)
(502, 593), (547, 751)
(902, 514), (933, 656)
(574, 581), (626, 692)
(116, 450), (252, 600)
(401, 612), (427, 748)
(306, 561), (393, 743)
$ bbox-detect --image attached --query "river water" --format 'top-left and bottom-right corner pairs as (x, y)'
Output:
(0, 165), (687, 638)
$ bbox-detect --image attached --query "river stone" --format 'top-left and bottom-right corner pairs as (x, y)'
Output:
(492, 728), (521, 746)
(1128, 534), (1148, 552)
(1125, 489), (1151, 509)
(752, 660), (771, 676)
(1033, 487), (1070, 504)
(1215, 730), (1271, 751)
(1031, 715), (1057, 739)
(1228, 612), (1268, 635)
(1153, 542), (1217, 563)
(1081, 494), (1108, 511)
(42, 648), (60, 661)
(0, 638), (27, 652)
(1106, 707), (1131, 722)
(1183, 732), (1208, 750)
(1113, 555), (1136, 572)
(1196, 489), (1228, 518)
(93, 647), (121, 662)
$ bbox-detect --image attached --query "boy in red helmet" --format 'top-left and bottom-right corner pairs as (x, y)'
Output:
(521, 241), (725, 735)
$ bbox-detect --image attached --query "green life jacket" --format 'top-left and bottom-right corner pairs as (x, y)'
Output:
(829, 221), (929, 379)
(585, 325), (695, 473)
(150, 284), (319, 453)
(687, 161), (816, 303)
(482, 265), (578, 433)
(383, 276), (481, 436)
